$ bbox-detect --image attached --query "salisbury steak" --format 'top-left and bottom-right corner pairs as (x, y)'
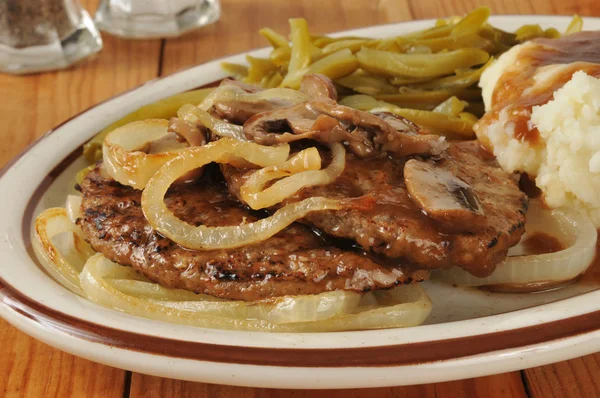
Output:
(224, 141), (528, 277)
(78, 167), (428, 301)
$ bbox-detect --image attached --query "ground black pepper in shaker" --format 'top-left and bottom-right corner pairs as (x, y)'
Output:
(0, 0), (102, 74)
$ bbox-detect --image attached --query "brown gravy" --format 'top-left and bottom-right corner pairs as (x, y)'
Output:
(521, 231), (564, 255)
(476, 31), (600, 144)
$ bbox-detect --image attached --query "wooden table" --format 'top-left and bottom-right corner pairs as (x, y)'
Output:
(1, 0), (599, 396)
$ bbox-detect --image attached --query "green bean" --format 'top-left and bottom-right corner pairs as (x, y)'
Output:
(283, 48), (358, 89)
(433, 96), (468, 116)
(375, 89), (461, 104)
(401, 23), (454, 40)
(221, 62), (248, 79)
(336, 71), (399, 95)
(259, 28), (290, 49)
(322, 39), (371, 55)
(218, 10), (582, 129)
(396, 33), (493, 53)
(311, 35), (367, 48)
(478, 24), (516, 53)
(451, 6), (490, 36)
(544, 28), (561, 39)
(357, 47), (489, 78)
(515, 24), (546, 42)
(338, 94), (381, 110)
(340, 94), (475, 138)
(565, 15), (583, 35)
(270, 46), (291, 66)
(374, 38), (402, 52)
(411, 58), (492, 90)
(374, 87), (480, 107)
(244, 56), (276, 84)
(287, 18), (312, 74)
(262, 71), (284, 88)
(388, 76), (433, 85)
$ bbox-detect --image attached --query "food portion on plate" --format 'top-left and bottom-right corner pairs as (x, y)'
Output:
(476, 31), (600, 227)
(32, 8), (598, 332)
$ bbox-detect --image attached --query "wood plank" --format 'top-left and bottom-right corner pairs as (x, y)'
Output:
(524, 354), (600, 398)
(129, 372), (527, 398)
(0, 0), (161, 396)
(0, 319), (126, 397)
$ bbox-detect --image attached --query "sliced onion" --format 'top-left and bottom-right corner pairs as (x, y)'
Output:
(434, 201), (597, 288)
(178, 104), (247, 141)
(107, 278), (361, 324)
(142, 138), (340, 250)
(198, 84), (309, 112)
(241, 143), (346, 209)
(81, 254), (431, 331)
(65, 194), (83, 224)
(32, 207), (94, 295)
(103, 119), (198, 189)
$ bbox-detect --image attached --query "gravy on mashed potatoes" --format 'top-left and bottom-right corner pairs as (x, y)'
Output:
(475, 31), (600, 226)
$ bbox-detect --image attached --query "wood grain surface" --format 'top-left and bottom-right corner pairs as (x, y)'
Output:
(0, 0), (598, 397)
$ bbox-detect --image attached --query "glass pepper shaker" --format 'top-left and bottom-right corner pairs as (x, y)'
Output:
(0, 0), (103, 75)
(94, 0), (220, 39)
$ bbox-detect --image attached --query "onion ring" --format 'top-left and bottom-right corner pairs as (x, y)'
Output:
(32, 207), (94, 295)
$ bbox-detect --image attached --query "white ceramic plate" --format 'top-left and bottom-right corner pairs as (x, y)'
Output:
(0, 16), (599, 389)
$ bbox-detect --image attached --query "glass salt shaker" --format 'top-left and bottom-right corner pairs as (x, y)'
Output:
(0, 0), (103, 75)
(94, 0), (220, 39)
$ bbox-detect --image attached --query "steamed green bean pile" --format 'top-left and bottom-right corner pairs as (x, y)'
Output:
(221, 7), (583, 138)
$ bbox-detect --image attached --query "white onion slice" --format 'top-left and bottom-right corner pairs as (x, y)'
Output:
(65, 195), (83, 224)
(142, 138), (341, 250)
(198, 84), (309, 112)
(102, 119), (195, 189)
(81, 254), (431, 332)
(107, 278), (362, 324)
(32, 207), (95, 295)
(434, 202), (597, 287)
(241, 143), (346, 209)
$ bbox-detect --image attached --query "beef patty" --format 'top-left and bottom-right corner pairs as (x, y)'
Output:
(78, 167), (428, 301)
(223, 141), (528, 277)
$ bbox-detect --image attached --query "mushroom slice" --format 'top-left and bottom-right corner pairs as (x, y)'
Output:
(244, 100), (448, 158)
(168, 117), (208, 147)
(165, 117), (208, 183)
(404, 159), (486, 233)
(300, 74), (338, 101)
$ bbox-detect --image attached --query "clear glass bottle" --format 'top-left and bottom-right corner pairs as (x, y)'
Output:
(94, 0), (221, 39)
(0, 0), (103, 75)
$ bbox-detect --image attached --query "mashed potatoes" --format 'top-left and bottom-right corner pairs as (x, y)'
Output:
(530, 71), (600, 225)
(476, 42), (545, 176)
(478, 65), (600, 226)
